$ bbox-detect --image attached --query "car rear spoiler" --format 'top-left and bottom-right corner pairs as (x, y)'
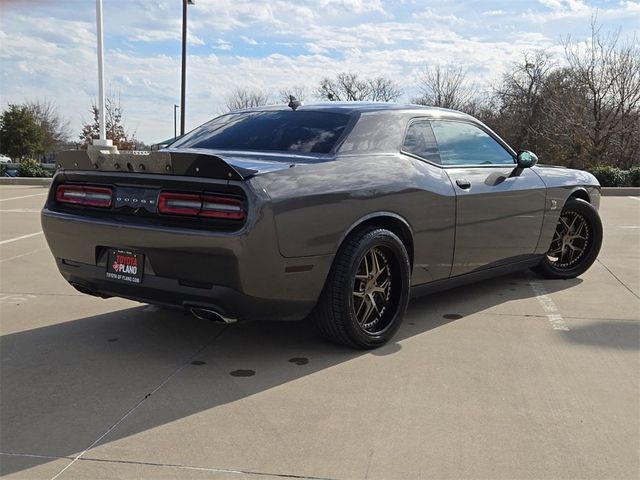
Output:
(56, 150), (257, 181)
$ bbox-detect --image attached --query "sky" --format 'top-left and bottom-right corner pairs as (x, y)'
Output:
(1, 0), (639, 144)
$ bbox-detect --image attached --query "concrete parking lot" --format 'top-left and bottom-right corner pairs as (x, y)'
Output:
(0, 185), (638, 480)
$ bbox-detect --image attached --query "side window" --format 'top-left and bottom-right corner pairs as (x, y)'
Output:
(430, 121), (514, 166)
(402, 121), (441, 164)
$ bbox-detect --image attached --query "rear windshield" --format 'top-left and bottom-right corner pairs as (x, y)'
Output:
(171, 111), (350, 154)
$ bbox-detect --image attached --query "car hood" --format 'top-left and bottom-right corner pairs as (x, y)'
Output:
(534, 164), (600, 187)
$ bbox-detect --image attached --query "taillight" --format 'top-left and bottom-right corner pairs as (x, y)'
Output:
(157, 192), (201, 216)
(56, 185), (112, 208)
(200, 195), (244, 219)
(158, 192), (244, 220)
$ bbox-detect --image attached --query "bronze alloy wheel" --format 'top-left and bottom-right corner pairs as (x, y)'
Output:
(546, 211), (590, 269)
(352, 246), (393, 333)
(314, 227), (411, 349)
(535, 198), (603, 280)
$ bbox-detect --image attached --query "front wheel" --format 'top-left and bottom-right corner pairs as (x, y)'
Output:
(535, 198), (603, 279)
(313, 227), (411, 349)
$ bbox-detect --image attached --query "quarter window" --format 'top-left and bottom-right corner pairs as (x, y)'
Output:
(430, 121), (514, 166)
(402, 121), (440, 164)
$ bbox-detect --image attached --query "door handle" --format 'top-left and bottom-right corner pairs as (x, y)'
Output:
(455, 178), (471, 190)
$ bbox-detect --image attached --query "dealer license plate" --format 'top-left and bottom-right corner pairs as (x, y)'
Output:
(106, 249), (144, 284)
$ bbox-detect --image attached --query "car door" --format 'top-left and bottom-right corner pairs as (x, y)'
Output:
(400, 119), (457, 285)
(429, 120), (546, 277)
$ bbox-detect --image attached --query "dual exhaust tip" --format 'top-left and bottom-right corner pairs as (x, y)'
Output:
(190, 307), (237, 325)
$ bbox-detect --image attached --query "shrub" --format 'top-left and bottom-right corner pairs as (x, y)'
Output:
(17, 159), (47, 177)
(628, 166), (640, 187)
(588, 165), (629, 187)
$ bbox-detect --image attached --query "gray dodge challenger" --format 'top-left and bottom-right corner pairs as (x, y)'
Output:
(42, 102), (602, 348)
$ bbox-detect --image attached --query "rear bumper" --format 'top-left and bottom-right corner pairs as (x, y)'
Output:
(41, 207), (333, 321)
(56, 259), (313, 320)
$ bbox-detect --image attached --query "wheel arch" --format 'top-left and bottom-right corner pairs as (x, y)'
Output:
(567, 187), (591, 204)
(337, 212), (415, 270)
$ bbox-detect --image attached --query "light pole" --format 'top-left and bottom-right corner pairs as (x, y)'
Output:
(89, 0), (116, 152)
(180, 0), (194, 136)
(173, 104), (179, 138)
(93, 0), (112, 148)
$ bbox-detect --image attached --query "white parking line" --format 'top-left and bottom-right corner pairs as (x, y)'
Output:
(0, 193), (47, 202)
(0, 231), (43, 246)
(0, 248), (46, 263)
(0, 294), (36, 304)
(528, 281), (570, 331)
(0, 209), (41, 213)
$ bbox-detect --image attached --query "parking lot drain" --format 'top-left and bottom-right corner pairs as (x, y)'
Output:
(230, 369), (255, 377)
(107, 338), (118, 342)
(288, 357), (309, 366)
(443, 313), (463, 320)
(191, 360), (206, 366)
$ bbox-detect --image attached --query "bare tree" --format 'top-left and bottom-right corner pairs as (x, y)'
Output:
(278, 85), (309, 103)
(413, 65), (474, 110)
(24, 99), (71, 150)
(224, 88), (270, 112)
(318, 73), (371, 101)
(563, 18), (640, 168)
(368, 77), (403, 102)
(318, 73), (402, 102)
(493, 51), (554, 150)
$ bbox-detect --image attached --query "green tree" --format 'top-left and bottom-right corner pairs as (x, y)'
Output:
(0, 104), (44, 160)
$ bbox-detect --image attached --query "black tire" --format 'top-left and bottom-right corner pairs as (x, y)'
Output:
(535, 198), (603, 279)
(313, 227), (411, 349)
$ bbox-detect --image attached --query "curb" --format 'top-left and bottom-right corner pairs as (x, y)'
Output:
(0, 178), (53, 186)
(601, 187), (640, 196)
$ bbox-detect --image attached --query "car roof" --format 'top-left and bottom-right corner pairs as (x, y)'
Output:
(234, 102), (474, 119)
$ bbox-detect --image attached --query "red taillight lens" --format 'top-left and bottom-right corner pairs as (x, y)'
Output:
(200, 195), (244, 220)
(56, 185), (112, 208)
(158, 192), (201, 215)
(158, 192), (244, 220)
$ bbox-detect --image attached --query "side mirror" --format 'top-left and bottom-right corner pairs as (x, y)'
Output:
(516, 150), (538, 168)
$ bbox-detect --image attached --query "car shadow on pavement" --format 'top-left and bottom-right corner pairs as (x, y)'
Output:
(559, 321), (640, 350)
(0, 270), (592, 476)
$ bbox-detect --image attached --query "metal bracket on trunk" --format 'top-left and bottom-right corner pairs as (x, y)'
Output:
(55, 150), (257, 181)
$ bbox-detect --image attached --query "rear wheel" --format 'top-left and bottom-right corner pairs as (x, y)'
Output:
(314, 227), (411, 349)
(535, 198), (602, 279)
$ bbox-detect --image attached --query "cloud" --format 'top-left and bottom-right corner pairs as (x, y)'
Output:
(1, 0), (638, 143)
(412, 8), (467, 25)
(482, 10), (506, 17)
(130, 29), (205, 46)
(240, 35), (259, 45)
(316, 0), (386, 15)
(213, 39), (232, 50)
